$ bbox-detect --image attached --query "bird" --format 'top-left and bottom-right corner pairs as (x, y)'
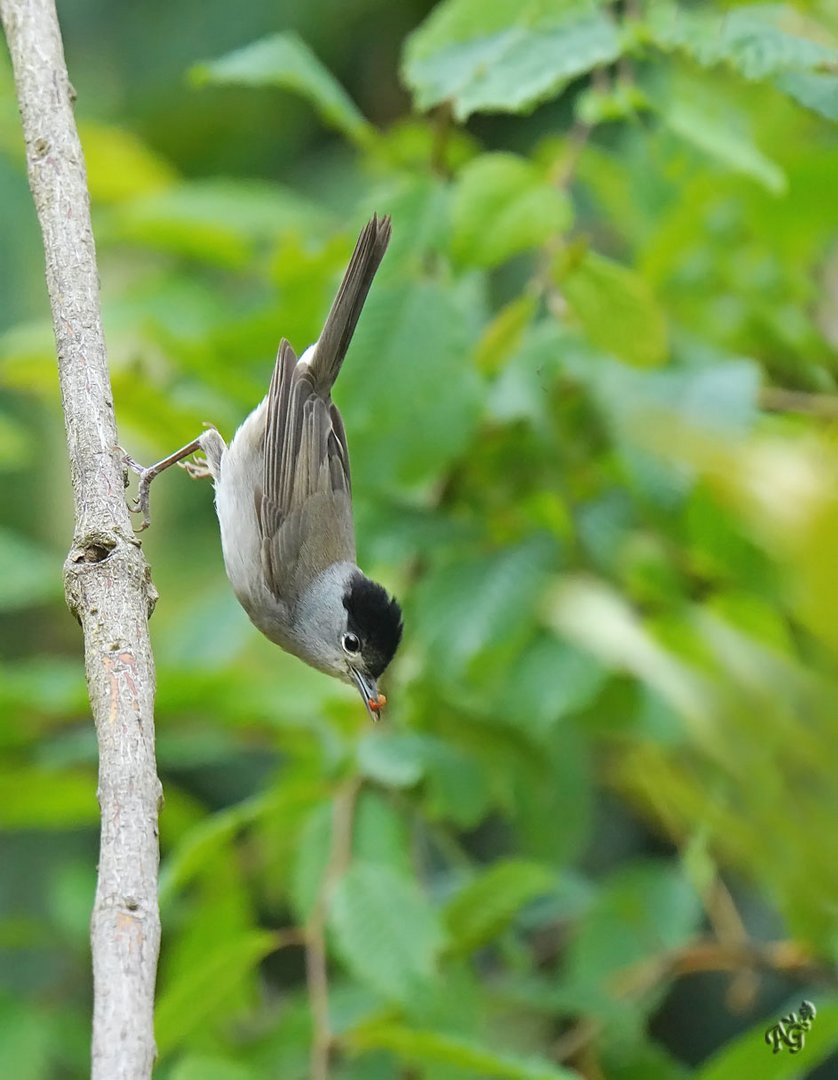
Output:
(123, 214), (402, 719)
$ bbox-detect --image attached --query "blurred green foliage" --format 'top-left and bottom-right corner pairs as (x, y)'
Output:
(2, 0), (838, 1077)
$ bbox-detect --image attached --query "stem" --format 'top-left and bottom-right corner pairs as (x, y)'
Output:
(305, 778), (361, 1080)
(760, 386), (838, 420)
(0, 3), (162, 1077)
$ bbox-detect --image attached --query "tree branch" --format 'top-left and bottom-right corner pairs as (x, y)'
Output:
(0, 3), (162, 1077)
(305, 777), (361, 1080)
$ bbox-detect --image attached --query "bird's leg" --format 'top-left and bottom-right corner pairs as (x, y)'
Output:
(121, 436), (207, 531)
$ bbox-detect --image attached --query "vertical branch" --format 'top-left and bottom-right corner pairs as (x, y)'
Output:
(306, 778), (361, 1080)
(0, 3), (162, 1078)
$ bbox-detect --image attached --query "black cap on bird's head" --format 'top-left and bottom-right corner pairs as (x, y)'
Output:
(342, 572), (403, 717)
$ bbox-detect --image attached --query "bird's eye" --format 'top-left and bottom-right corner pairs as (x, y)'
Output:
(342, 632), (361, 654)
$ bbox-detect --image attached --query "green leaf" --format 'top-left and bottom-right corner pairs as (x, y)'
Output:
(562, 860), (702, 1029)
(351, 790), (413, 879)
(170, 1057), (257, 1080)
(561, 251), (669, 368)
(159, 789), (280, 906)
(777, 71), (838, 121)
(357, 732), (491, 826)
(548, 576), (708, 727)
(403, 0), (621, 120)
(337, 278), (483, 493)
(421, 737), (493, 828)
(659, 96), (786, 195)
(0, 996), (52, 1080)
(0, 767), (98, 828)
(696, 996), (838, 1080)
(155, 930), (277, 1057)
(475, 294), (538, 375)
(357, 731), (427, 788)
(104, 179), (329, 267)
(603, 1041), (692, 1080)
(79, 121), (176, 203)
(329, 862), (443, 1002)
(452, 153), (571, 268)
(192, 33), (374, 147)
(513, 721), (593, 865)
(500, 636), (606, 736)
(0, 657), (85, 720)
(647, 2), (838, 84)
(348, 1023), (578, 1080)
(290, 801), (333, 922)
(412, 536), (556, 690)
(0, 409), (34, 468)
(0, 527), (61, 611)
(444, 859), (555, 953)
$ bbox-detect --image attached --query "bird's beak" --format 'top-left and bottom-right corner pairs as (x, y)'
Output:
(350, 667), (386, 720)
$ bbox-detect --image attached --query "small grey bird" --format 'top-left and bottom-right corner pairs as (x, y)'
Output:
(124, 214), (402, 718)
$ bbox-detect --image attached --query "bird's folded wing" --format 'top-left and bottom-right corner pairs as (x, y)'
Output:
(259, 338), (356, 603)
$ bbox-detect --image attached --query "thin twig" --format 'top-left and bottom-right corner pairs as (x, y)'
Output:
(703, 876), (758, 1011)
(0, 3), (162, 1077)
(610, 937), (834, 1000)
(305, 777), (361, 1080)
(760, 386), (838, 420)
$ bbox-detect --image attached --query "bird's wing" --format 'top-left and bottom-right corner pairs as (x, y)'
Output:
(258, 338), (355, 604)
(258, 215), (392, 603)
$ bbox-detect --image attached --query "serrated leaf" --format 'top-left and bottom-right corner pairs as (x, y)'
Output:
(647, 2), (838, 84)
(329, 862), (443, 1002)
(348, 1023), (577, 1080)
(561, 251), (668, 368)
(192, 33), (374, 147)
(155, 930), (277, 1057)
(452, 154), (571, 268)
(444, 859), (555, 952)
(403, 0), (621, 120)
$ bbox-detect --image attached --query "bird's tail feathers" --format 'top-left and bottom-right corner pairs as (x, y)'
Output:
(308, 213), (391, 395)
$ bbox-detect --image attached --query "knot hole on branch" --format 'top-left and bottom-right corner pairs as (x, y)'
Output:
(31, 136), (49, 159)
(74, 537), (117, 565)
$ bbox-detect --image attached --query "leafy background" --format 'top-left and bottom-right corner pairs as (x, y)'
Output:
(1, 0), (838, 1077)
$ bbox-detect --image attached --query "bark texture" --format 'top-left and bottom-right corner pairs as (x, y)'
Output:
(0, 2), (162, 1077)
